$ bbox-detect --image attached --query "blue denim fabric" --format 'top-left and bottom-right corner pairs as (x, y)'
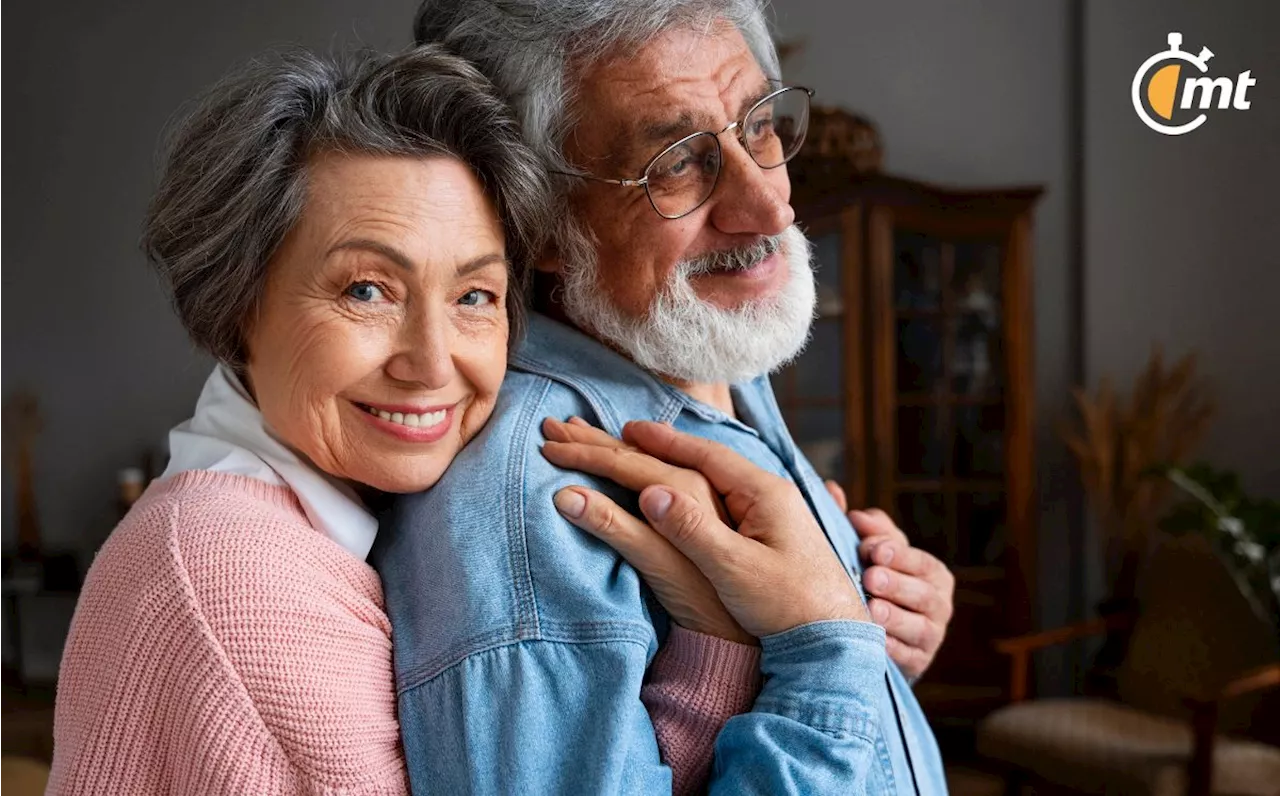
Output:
(371, 313), (947, 795)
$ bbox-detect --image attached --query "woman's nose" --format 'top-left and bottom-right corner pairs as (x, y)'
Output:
(385, 310), (453, 388)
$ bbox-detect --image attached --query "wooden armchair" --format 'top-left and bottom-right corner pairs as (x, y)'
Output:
(976, 534), (1280, 796)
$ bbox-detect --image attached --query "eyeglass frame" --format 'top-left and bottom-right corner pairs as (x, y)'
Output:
(553, 85), (815, 220)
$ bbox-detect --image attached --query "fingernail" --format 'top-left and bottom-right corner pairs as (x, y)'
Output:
(641, 487), (673, 520)
(870, 600), (889, 624)
(554, 489), (586, 519)
(869, 571), (889, 591)
(541, 418), (566, 442)
(877, 545), (895, 565)
(568, 416), (590, 427)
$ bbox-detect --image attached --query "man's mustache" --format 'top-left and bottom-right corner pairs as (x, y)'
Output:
(682, 235), (783, 275)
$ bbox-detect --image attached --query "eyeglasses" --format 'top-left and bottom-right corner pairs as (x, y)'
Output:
(556, 85), (814, 220)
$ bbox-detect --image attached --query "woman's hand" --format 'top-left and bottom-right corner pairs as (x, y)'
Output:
(542, 418), (751, 644)
(542, 419), (868, 640)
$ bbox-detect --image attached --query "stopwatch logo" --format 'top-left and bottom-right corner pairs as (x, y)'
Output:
(1132, 32), (1256, 135)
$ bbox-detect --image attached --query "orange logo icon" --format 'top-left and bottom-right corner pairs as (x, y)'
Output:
(1132, 33), (1256, 135)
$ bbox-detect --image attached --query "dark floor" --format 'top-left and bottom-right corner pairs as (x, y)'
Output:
(2, 683), (55, 763)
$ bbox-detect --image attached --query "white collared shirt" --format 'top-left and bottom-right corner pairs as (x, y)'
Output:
(162, 365), (378, 560)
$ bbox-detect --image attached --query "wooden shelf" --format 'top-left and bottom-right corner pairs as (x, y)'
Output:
(913, 682), (1006, 715)
(895, 307), (944, 319)
(787, 392), (1001, 409)
(897, 392), (1003, 407)
(954, 565), (1006, 583)
(956, 589), (999, 608)
(892, 479), (1005, 492)
(778, 395), (842, 409)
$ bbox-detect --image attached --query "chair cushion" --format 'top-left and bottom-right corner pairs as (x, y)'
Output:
(977, 698), (1280, 796)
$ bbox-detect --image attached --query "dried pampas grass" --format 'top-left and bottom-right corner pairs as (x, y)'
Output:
(1061, 346), (1214, 602)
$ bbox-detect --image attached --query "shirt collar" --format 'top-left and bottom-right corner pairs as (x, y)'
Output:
(513, 313), (779, 438)
(162, 365), (378, 560)
(511, 313), (687, 437)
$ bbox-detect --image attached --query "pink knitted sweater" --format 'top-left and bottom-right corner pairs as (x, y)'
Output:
(49, 471), (761, 795)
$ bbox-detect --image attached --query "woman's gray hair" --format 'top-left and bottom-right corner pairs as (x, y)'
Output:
(413, 0), (779, 177)
(142, 44), (551, 367)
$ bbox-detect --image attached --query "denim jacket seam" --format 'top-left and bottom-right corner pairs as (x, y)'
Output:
(510, 356), (626, 435)
(396, 626), (655, 696)
(510, 357), (684, 435)
(874, 728), (899, 791)
(762, 620), (886, 656)
(505, 376), (548, 639)
(751, 696), (879, 742)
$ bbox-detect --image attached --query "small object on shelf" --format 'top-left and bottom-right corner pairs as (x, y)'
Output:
(799, 438), (843, 481)
(804, 106), (884, 173)
(816, 283), (843, 318)
(3, 393), (44, 562)
(118, 467), (147, 520)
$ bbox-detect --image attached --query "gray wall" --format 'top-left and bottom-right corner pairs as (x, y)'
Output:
(2, 0), (416, 678)
(1085, 0), (1280, 501)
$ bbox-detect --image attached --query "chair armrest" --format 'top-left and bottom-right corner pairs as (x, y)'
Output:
(993, 613), (1136, 702)
(994, 613), (1136, 656)
(1184, 663), (1280, 796)
(1220, 662), (1280, 700)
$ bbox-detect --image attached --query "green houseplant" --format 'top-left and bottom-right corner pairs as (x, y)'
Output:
(1158, 462), (1280, 633)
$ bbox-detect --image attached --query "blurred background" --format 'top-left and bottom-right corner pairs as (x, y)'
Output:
(4, 1), (1278, 793)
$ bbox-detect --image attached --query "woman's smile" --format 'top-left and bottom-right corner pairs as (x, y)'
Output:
(352, 399), (459, 443)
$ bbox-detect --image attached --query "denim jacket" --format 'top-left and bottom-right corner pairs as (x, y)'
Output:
(371, 313), (947, 794)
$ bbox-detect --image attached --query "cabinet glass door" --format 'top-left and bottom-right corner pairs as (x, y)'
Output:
(889, 231), (1006, 568)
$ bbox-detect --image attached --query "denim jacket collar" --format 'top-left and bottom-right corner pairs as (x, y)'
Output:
(512, 312), (765, 437)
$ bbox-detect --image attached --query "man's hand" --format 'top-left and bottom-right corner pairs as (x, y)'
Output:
(825, 481), (955, 680)
(544, 420), (869, 641)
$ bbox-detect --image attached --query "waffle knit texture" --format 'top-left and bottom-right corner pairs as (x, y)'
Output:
(49, 470), (761, 795)
(643, 624), (764, 795)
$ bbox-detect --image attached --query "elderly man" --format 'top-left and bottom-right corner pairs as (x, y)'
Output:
(371, 0), (953, 793)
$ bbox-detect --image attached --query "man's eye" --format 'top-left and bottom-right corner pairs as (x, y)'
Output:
(459, 289), (496, 307)
(345, 282), (385, 302)
(661, 148), (695, 177)
(749, 115), (775, 138)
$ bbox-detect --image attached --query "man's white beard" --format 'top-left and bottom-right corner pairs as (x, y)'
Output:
(560, 224), (817, 384)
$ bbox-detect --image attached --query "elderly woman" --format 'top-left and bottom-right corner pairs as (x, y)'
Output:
(48, 45), (773, 795)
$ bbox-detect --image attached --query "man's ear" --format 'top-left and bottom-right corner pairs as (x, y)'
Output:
(530, 269), (566, 318)
(533, 242), (563, 274)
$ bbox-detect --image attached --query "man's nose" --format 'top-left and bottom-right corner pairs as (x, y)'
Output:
(706, 138), (795, 237)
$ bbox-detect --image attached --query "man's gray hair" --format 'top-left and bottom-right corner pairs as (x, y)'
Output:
(143, 44), (551, 367)
(412, 0), (780, 176)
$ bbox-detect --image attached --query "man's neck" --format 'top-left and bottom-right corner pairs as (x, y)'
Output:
(670, 380), (735, 415)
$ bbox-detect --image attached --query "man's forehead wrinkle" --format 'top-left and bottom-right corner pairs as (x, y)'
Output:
(616, 65), (759, 140)
(580, 23), (770, 168)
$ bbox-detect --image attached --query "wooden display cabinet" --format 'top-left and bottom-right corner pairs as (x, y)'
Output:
(781, 158), (1043, 727)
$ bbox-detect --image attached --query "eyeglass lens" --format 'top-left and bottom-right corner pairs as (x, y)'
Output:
(644, 87), (810, 218)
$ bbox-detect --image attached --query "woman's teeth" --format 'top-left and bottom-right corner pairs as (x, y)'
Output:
(364, 405), (447, 429)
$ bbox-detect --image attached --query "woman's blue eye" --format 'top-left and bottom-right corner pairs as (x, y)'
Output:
(346, 282), (384, 302)
(459, 289), (495, 307)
